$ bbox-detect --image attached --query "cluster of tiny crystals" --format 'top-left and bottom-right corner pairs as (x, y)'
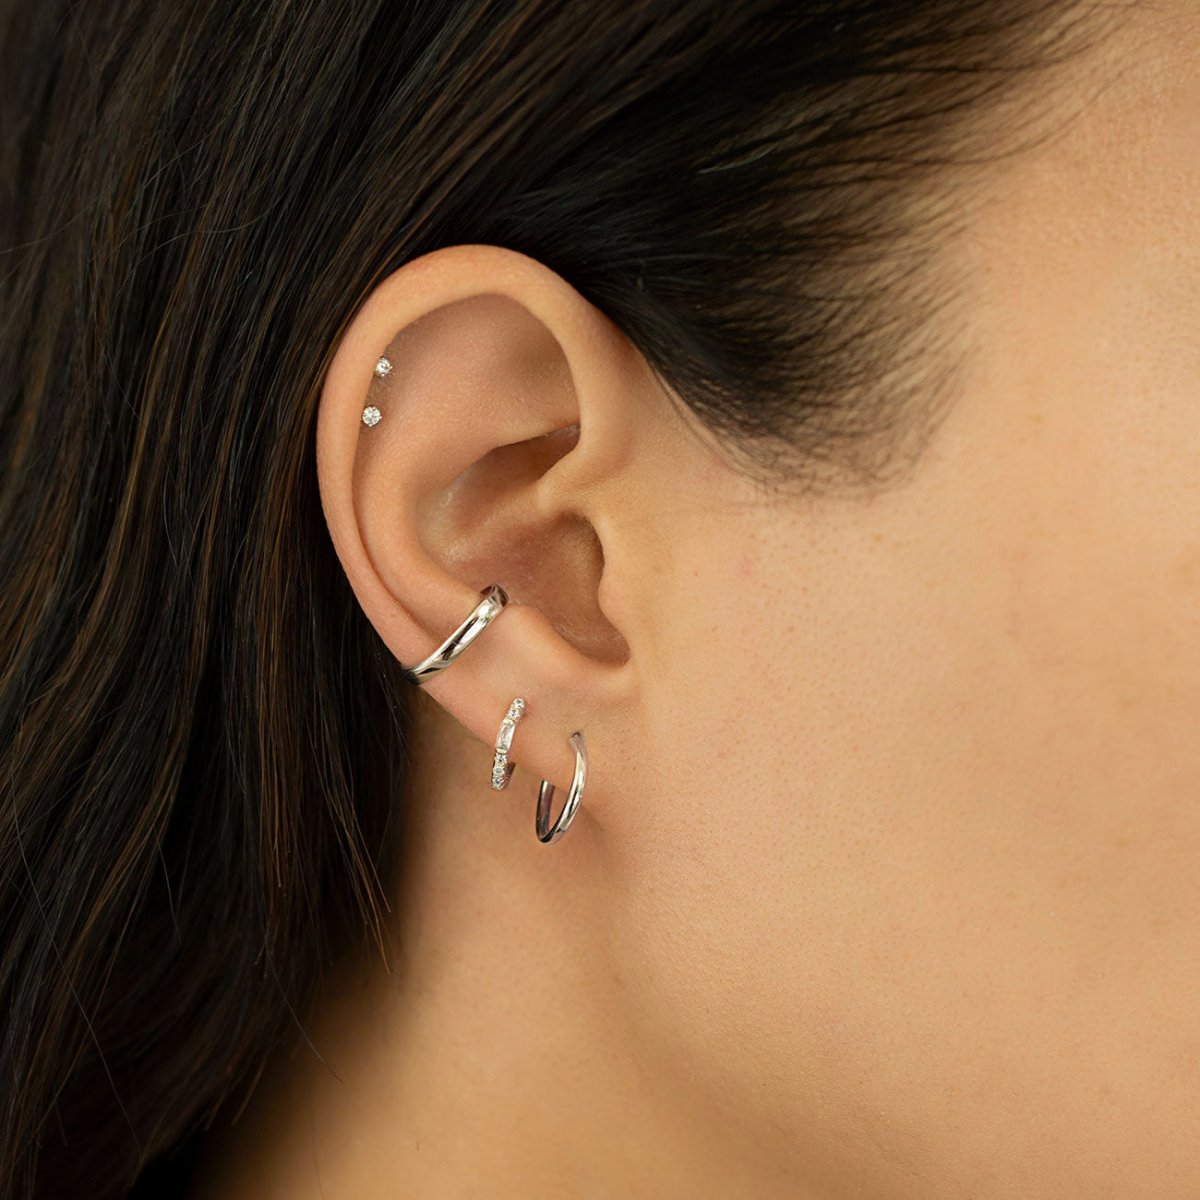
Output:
(362, 355), (392, 427)
(491, 697), (527, 789)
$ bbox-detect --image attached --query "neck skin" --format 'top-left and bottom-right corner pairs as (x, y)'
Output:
(187, 690), (813, 1200)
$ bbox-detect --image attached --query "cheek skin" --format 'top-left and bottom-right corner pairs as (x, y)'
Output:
(612, 370), (1200, 1192)
(603, 6), (1200, 1191)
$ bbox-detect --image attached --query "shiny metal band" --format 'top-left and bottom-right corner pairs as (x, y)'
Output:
(399, 584), (509, 685)
(536, 731), (587, 844)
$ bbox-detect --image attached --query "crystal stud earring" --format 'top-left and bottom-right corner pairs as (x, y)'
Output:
(363, 356), (392, 426)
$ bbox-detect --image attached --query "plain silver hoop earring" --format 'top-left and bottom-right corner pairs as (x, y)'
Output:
(536, 731), (587, 844)
(399, 584), (508, 685)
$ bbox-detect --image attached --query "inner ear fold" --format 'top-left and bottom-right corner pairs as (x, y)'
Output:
(359, 290), (629, 667)
(419, 437), (628, 665)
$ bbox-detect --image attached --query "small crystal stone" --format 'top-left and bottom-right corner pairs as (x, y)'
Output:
(361, 406), (382, 427)
(374, 356), (393, 377)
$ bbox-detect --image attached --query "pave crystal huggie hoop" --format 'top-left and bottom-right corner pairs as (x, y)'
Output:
(536, 731), (587, 844)
(491, 697), (526, 790)
(399, 584), (509, 685)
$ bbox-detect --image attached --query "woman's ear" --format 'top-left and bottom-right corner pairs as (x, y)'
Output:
(316, 244), (673, 804)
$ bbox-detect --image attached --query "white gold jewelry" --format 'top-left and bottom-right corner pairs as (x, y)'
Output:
(363, 357), (392, 425)
(536, 731), (587, 844)
(491, 697), (526, 790)
(399, 584), (509, 685)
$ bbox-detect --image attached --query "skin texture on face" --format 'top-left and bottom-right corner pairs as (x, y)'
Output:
(190, 3), (1200, 1197)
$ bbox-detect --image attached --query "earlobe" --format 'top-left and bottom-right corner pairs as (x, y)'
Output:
(315, 244), (643, 826)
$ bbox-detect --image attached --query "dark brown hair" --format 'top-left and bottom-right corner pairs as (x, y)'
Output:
(0, 1), (1124, 1196)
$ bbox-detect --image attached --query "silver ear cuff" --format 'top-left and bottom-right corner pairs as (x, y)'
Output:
(536, 731), (588, 844)
(398, 584), (509, 685)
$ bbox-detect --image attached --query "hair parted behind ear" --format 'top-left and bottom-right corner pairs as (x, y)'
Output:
(0, 1), (1127, 1196)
